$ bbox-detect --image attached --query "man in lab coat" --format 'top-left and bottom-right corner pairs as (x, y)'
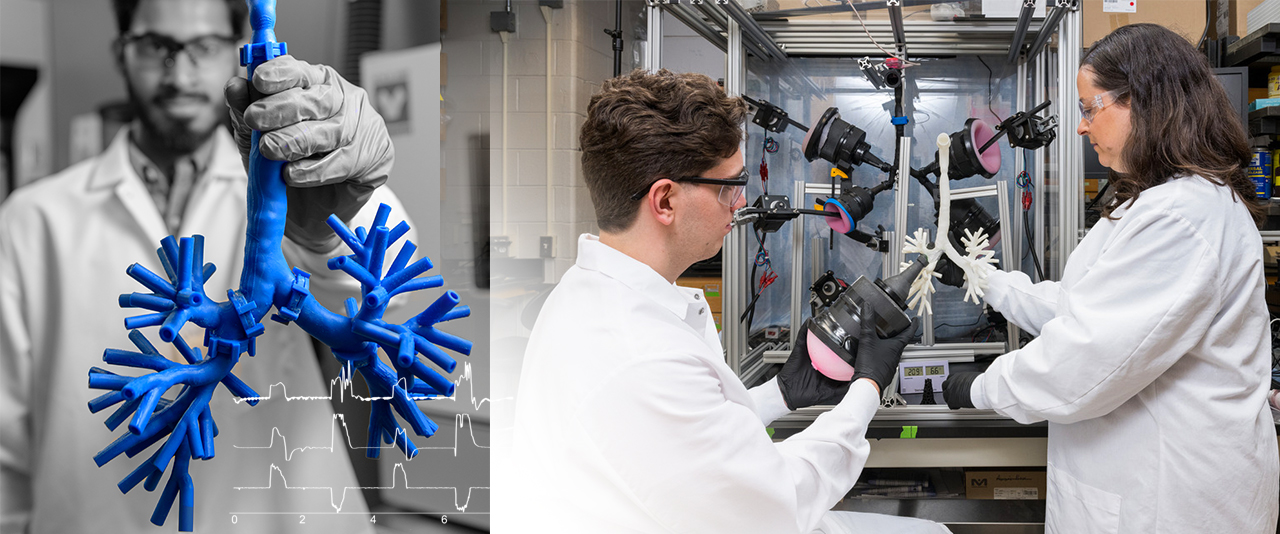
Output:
(502, 69), (945, 534)
(0, 0), (411, 532)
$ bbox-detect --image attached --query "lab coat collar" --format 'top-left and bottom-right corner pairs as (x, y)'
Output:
(575, 234), (697, 321)
(86, 127), (244, 192)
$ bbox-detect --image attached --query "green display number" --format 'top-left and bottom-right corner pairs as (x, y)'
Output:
(904, 367), (923, 377)
(926, 365), (945, 375)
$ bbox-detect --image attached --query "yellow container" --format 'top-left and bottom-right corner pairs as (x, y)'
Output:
(1271, 66), (1280, 99)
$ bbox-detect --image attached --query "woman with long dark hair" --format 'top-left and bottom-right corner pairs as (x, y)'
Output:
(943, 23), (1278, 533)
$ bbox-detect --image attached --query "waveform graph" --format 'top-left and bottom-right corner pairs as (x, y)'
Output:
(377, 360), (490, 531)
(219, 344), (489, 531)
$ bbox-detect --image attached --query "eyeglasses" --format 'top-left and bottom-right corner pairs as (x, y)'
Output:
(629, 169), (749, 207)
(118, 32), (237, 67)
(1078, 89), (1126, 123)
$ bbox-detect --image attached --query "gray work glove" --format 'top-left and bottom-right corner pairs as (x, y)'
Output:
(850, 308), (918, 394)
(777, 320), (853, 410)
(224, 55), (393, 253)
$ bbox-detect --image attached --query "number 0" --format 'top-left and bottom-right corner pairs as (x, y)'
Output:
(231, 515), (237, 524)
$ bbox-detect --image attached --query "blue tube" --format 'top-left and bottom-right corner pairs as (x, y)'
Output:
(413, 291), (460, 328)
(386, 240), (415, 277)
(88, 369), (131, 391)
(390, 275), (443, 297)
(103, 349), (176, 372)
(119, 293), (175, 312)
(88, 391), (126, 413)
(127, 264), (176, 298)
(129, 388), (164, 434)
(104, 397), (142, 431)
(419, 327), (473, 356)
(440, 305), (471, 323)
(412, 335), (458, 374)
(367, 226), (389, 280)
(149, 441), (183, 527)
(386, 220), (410, 247)
(382, 256), (434, 294)
(125, 312), (168, 330)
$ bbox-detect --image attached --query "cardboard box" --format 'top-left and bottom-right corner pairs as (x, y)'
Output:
(1083, 0), (1207, 47)
(676, 276), (723, 313)
(1219, 0), (1267, 38)
(965, 470), (1047, 500)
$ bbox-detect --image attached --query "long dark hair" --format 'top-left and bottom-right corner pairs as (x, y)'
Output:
(1081, 23), (1264, 225)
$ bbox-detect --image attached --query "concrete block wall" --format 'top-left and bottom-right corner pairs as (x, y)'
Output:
(475, 0), (643, 282)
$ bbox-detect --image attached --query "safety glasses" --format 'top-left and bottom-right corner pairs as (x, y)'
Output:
(1078, 89), (1126, 124)
(629, 169), (749, 207)
(118, 32), (237, 68)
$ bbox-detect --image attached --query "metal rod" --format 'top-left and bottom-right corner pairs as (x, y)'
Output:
(1026, 0), (1073, 62)
(1008, 0), (1036, 63)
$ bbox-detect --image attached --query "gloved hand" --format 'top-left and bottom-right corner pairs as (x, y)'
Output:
(777, 320), (853, 410)
(850, 307), (918, 393)
(934, 253), (967, 288)
(224, 55), (393, 253)
(942, 371), (981, 410)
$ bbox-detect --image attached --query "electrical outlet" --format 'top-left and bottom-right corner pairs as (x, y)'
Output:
(540, 236), (555, 258)
(491, 236), (511, 258)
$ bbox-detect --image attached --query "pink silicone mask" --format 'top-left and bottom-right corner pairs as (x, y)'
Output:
(824, 201), (853, 234)
(807, 329), (854, 381)
(971, 120), (1001, 175)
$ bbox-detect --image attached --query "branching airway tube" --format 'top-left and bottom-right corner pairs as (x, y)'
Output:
(87, 1), (472, 530)
(901, 133), (1000, 316)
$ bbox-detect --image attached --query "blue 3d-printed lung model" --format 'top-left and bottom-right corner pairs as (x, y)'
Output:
(86, 1), (470, 530)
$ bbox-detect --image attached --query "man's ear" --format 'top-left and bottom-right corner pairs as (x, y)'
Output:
(645, 180), (679, 227)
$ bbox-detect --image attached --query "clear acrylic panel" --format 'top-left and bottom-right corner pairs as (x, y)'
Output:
(742, 54), (1033, 347)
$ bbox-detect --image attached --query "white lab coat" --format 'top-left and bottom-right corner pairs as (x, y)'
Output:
(974, 175), (1280, 533)
(501, 234), (945, 534)
(0, 130), (414, 533)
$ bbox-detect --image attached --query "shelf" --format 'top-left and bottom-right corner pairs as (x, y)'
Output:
(758, 19), (1047, 57)
(833, 498), (1046, 531)
(1224, 23), (1280, 88)
(769, 406), (1048, 440)
(1250, 105), (1280, 137)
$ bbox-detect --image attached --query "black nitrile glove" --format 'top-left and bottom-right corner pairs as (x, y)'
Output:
(934, 254), (967, 288)
(225, 56), (393, 253)
(943, 371), (981, 410)
(850, 308), (918, 393)
(778, 320), (852, 410)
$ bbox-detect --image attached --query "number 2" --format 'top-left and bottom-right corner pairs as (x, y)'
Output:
(299, 515), (305, 524)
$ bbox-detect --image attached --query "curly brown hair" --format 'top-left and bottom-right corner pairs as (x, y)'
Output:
(1082, 23), (1265, 226)
(580, 69), (748, 232)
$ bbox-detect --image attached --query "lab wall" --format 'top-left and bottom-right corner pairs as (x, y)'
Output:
(1, 0), (53, 196)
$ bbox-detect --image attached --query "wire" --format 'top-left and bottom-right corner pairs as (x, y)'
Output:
(841, 0), (919, 66)
(1196, 0), (1210, 51)
(977, 55), (1003, 122)
(760, 136), (777, 196)
(1017, 171), (1045, 281)
(741, 228), (776, 331)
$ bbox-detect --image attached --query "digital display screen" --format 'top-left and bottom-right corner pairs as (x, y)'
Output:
(903, 367), (923, 377)
(926, 365), (945, 375)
